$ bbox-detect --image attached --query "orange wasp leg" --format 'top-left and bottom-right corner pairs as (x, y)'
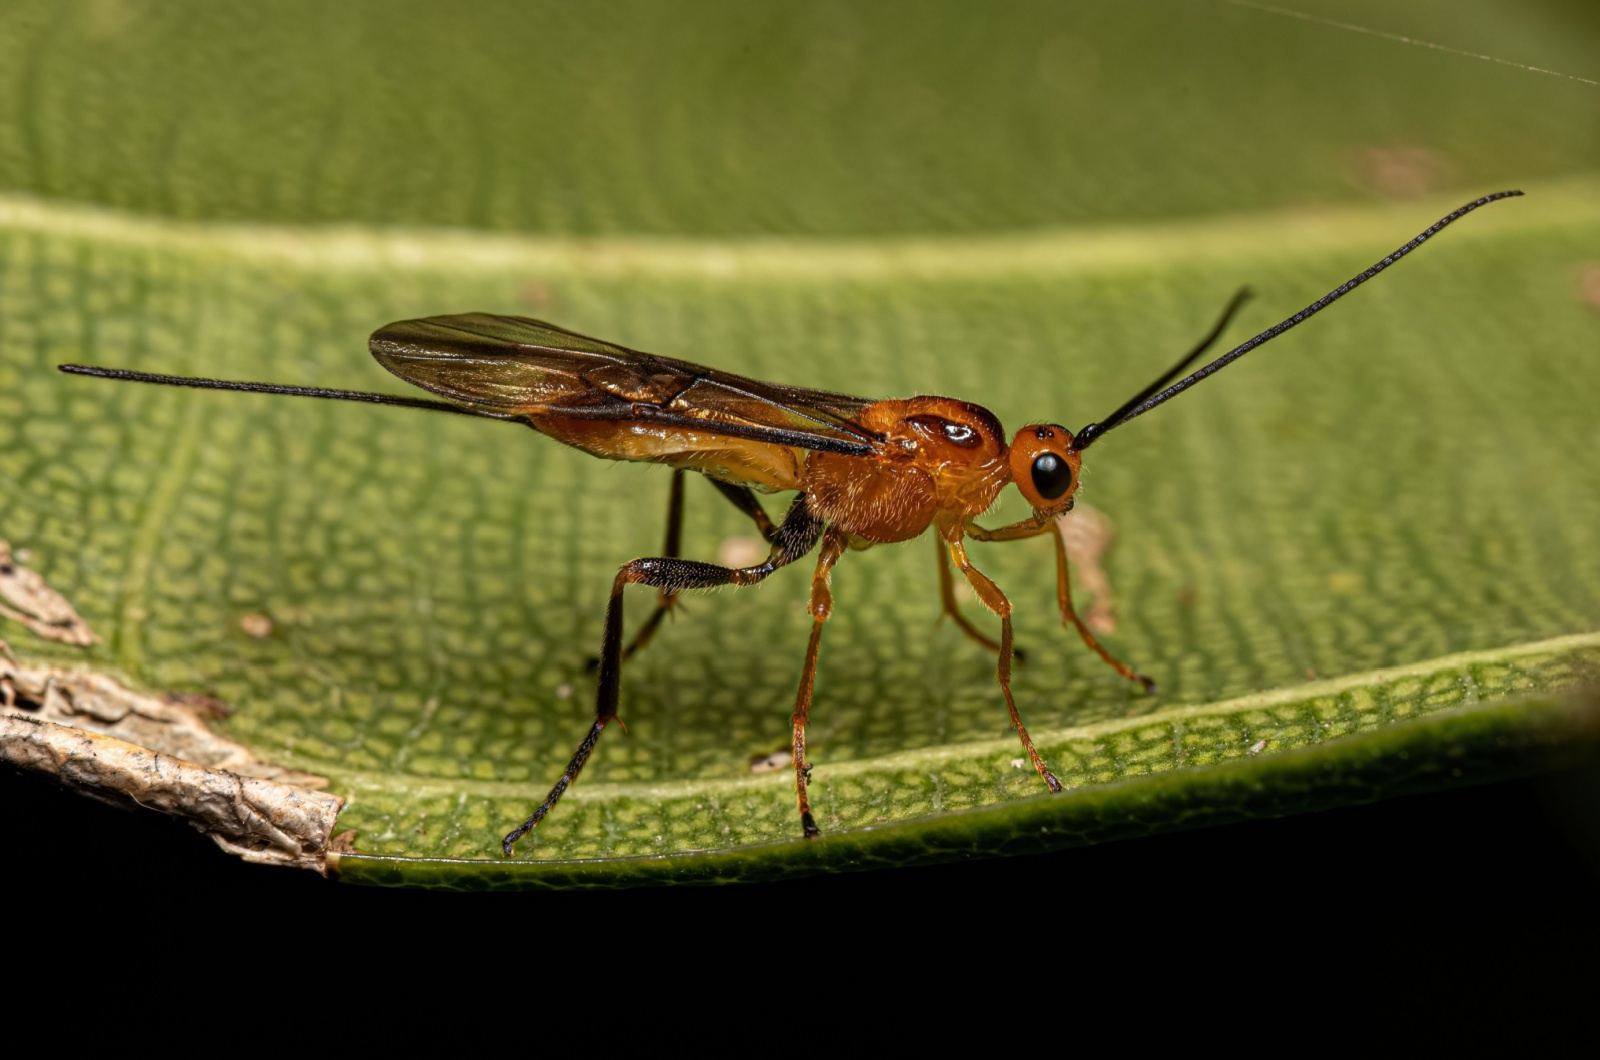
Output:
(968, 515), (1152, 693)
(791, 526), (849, 837)
(1050, 522), (1155, 693)
(502, 494), (824, 855)
(934, 533), (1026, 663)
(944, 533), (1062, 794)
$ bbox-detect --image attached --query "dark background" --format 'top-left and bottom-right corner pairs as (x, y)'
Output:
(11, 760), (1599, 940)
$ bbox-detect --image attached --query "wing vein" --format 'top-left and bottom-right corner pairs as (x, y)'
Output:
(369, 312), (885, 456)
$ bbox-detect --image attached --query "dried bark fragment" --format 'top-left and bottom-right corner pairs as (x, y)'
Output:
(748, 748), (793, 775)
(0, 715), (343, 872)
(1579, 262), (1600, 312)
(1056, 504), (1119, 635)
(0, 541), (98, 646)
(238, 614), (274, 638)
(1, 652), (347, 872)
(0, 653), (325, 787)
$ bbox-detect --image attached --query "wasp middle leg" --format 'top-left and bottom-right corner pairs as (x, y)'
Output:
(503, 494), (824, 855)
(945, 533), (1063, 794)
(790, 526), (849, 837)
(935, 533), (1027, 664)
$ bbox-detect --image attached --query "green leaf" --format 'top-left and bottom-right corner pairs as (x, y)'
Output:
(1, 1), (1597, 887)
(340, 679), (1600, 890)
(0, 0), (1596, 234)
(3, 182), (1598, 886)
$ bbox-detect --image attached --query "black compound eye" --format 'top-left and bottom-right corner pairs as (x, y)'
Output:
(1030, 452), (1073, 500)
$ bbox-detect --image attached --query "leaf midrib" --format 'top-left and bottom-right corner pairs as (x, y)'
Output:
(1, 177), (1595, 282)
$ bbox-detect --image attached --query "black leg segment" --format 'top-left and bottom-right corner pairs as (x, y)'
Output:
(614, 473), (783, 663)
(615, 469), (688, 662)
(502, 494), (826, 854)
(708, 478), (779, 541)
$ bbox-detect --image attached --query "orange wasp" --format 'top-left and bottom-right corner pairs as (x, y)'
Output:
(61, 191), (1520, 853)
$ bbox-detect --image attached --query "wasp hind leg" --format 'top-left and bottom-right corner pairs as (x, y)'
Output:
(706, 478), (780, 542)
(502, 495), (824, 855)
(610, 471), (783, 664)
(614, 469), (687, 663)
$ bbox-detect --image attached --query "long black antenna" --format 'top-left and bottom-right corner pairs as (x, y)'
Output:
(1088, 286), (1253, 437)
(57, 364), (522, 422)
(1071, 190), (1522, 452)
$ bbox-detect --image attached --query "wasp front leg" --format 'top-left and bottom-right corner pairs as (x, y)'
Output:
(1048, 522), (1154, 693)
(968, 515), (1151, 693)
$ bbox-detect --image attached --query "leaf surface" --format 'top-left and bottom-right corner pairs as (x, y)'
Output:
(0, 0), (1596, 234)
(2, 185), (1598, 886)
(0, 1), (1597, 887)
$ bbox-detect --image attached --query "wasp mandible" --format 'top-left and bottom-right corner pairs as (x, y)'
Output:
(61, 191), (1522, 854)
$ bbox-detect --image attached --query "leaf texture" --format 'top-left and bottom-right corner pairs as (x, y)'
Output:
(0, 1), (1597, 888)
(1, 185), (1598, 885)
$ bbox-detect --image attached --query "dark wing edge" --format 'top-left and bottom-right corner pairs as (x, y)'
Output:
(370, 313), (882, 456)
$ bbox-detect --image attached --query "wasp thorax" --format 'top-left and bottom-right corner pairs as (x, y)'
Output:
(1008, 423), (1081, 512)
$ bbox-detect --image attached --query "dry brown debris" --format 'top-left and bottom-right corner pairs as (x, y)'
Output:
(0, 541), (98, 646)
(1056, 503), (1119, 635)
(1, 652), (346, 873)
